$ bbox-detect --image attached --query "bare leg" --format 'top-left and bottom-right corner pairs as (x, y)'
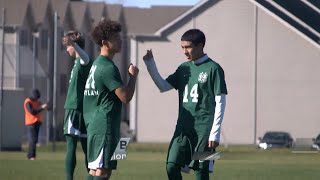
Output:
(95, 168), (112, 179)
(89, 169), (96, 176)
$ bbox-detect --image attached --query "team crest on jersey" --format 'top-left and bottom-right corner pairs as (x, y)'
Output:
(198, 72), (208, 83)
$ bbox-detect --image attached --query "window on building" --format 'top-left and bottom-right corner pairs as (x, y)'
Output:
(20, 30), (28, 46)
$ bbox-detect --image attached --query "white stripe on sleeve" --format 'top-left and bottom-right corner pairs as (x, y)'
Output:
(209, 95), (226, 142)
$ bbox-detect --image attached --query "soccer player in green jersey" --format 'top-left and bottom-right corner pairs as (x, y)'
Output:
(143, 29), (228, 180)
(62, 31), (96, 180)
(83, 19), (139, 179)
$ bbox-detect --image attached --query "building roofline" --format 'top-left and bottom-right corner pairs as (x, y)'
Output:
(154, 0), (211, 36)
(132, 0), (218, 39)
(250, 0), (320, 49)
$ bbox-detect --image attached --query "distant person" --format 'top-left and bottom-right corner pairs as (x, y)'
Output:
(143, 29), (228, 180)
(24, 88), (48, 160)
(83, 19), (139, 179)
(62, 31), (102, 180)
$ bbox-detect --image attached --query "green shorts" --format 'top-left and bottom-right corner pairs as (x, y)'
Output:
(63, 109), (87, 137)
(87, 134), (118, 170)
(166, 130), (210, 171)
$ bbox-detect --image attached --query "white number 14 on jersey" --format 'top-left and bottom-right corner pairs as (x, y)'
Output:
(183, 84), (198, 103)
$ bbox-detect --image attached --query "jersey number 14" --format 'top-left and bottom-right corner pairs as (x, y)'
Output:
(183, 84), (198, 103)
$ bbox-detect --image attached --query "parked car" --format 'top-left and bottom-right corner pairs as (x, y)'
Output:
(311, 134), (320, 150)
(258, 131), (294, 149)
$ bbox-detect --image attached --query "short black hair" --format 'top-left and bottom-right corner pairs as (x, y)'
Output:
(30, 88), (41, 99)
(181, 29), (206, 47)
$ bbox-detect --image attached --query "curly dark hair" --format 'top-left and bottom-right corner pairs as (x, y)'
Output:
(91, 19), (122, 47)
(62, 31), (85, 49)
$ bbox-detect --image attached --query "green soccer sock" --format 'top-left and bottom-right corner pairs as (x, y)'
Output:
(85, 175), (107, 180)
(79, 138), (106, 180)
(166, 163), (182, 180)
(195, 169), (209, 180)
(65, 135), (77, 180)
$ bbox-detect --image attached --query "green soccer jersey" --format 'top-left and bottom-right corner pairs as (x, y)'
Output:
(83, 55), (123, 139)
(166, 57), (228, 135)
(64, 57), (92, 111)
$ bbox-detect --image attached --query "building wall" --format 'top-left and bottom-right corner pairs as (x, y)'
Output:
(1, 0), (319, 144)
(194, 0), (256, 144)
(135, 0), (320, 144)
(0, 89), (24, 150)
(256, 8), (320, 140)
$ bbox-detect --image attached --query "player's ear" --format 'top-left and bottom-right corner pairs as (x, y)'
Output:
(102, 40), (111, 48)
(199, 42), (205, 48)
(101, 40), (108, 46)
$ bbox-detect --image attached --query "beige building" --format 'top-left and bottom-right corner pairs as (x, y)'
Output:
(130, 0), (320, 144)
(1, 0), (319, 146)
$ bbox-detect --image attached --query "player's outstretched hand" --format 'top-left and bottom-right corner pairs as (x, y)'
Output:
(143, 49), (154, 61)
(128, 63), (139, 77)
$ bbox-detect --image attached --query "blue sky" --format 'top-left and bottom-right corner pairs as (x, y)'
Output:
(86, 0), (201, 8)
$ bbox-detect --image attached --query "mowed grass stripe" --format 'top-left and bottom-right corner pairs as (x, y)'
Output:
(0, 143), (319, 180)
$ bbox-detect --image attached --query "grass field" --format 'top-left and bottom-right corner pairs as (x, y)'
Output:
(0, 143), (320, 180)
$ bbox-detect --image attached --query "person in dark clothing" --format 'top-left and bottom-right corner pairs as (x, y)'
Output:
(23, 88), (47, 160)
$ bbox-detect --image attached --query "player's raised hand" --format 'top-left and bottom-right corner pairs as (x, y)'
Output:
(63, 32), (80, 46)
(63, 35), (75, 46)
(143, 49), (154, 61)
(128, 63), (139, 77)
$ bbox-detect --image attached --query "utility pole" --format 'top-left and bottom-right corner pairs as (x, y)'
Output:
(0, 8), (6, 151)
(52, 12), (58, 151)
(46, 36), (52, 146)
(32, 35), (37, 88)
(253, 6), (258, 144)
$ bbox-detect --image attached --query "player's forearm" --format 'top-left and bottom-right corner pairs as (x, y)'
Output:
(209, 95), (226, 142)
(74, 43), (90, 65)
(117, 76), (137, 104)
(144, 58), (173, 92)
